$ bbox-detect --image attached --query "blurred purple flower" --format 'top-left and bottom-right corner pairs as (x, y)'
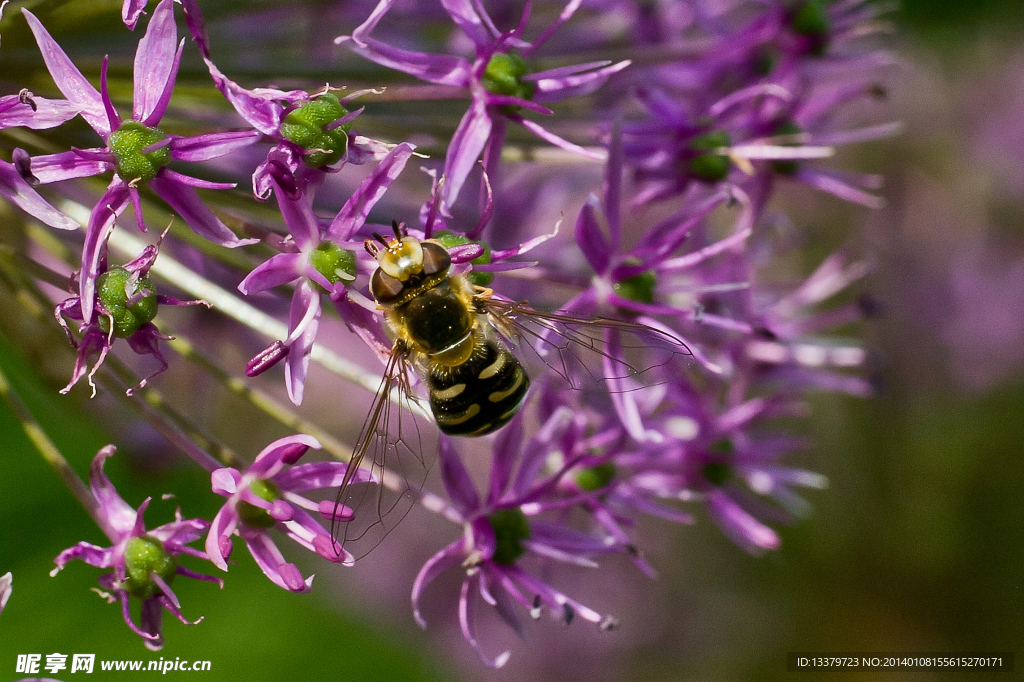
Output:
(50, 445), (220, 650)
(942, 243), (1024, 391)
(23, 0), (260, 324)
(239, 142), (416, 404)
(178, 0), (391, 200)
(0, 571), (11, 617)
(54, 233), (207, 397)
(206, 435), (370, 592)
(414, 414), (624, 667)
(337, 0), (629, 208)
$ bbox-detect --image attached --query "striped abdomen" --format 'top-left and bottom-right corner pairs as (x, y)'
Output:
(426, 334), (529, 436)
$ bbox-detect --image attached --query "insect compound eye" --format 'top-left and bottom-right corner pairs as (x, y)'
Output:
(370, 268), (405, 304)
(379, 236), (423, 281)
(420, 242), (452, 276)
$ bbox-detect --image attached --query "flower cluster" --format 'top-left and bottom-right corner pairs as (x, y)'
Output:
(0, 0), (892, 667)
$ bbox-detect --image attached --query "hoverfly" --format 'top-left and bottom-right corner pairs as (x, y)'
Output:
(330, 221), (687, 556)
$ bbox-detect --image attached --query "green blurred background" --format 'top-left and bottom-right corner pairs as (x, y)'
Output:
(2, 0), (1023, 680)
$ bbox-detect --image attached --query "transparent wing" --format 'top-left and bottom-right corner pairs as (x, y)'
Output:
(330, 341), (433, 560)
(478, 293), (692, 390)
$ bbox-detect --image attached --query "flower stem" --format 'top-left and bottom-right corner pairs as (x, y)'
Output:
(0, 359), (116, 539)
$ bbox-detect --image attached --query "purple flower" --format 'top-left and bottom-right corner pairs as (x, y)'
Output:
(23, 0), (260, 324)
(239, 142), (416, 404)
(55, 232), (207, 397)
(740, 251), (873, 397)
(205, 435), (370, 592)
(337, 0), (630, 208)
(0, 571), (11, 617)
(0, 89), (80, 230)
(177, 0), (390, 200)
(413, 414), (624, 667)
(50, 445), (220, 650)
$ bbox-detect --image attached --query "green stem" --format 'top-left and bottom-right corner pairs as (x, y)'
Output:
(0, 360), (116, 541)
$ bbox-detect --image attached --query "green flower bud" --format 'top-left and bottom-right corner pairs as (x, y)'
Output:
(123, 535), (177, 599)
(96, 266), (159, 338)
(790, 0), (831, 56)
(575, 461), (617, 492)
(280, 93), (351, 168)
(433, 229), (494, 287)
(237, 478), (282, 529)
(613, 267), (657, 305)
(308, 241), (358, 290)
(108, 121), (171, 185)
(487, 507), (531, 565)
(688, 130), (732, 181)
(703, 462), (732, 487)
(481, 52), (535, 113)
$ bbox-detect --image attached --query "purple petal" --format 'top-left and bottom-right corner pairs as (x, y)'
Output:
(204, 505), (238, 571)
(149, 175), (257, 247)
(523, 0), (581, 54)
(460, 573), (511, 668)
(52, 541), (119, 572)
(574, 194), (611, 273)
(275, 186), (320, 250)
(238, 252), (304, 295)
(22, 9), (108, 136)
(0, 573), (10, 615)
(149, 516), (207, 546)
(343, 37), (473, 87)
(242, 530), (311, 592)
(532, 60), (631, 103)
(327, 142), (415, 240)
(507, 114), (603, 159)
(81, 181), (130, 323)
(88, 445), (139, 536)
(439, 436), (480, 515)
(156, 167), (235, 190)
(284, 281), (321, 406)
(0, 162), (78, 229)
(280, 508), (353, 564)
(133, 0), (179, 124)
(440, 0), (494, 47)
(30, 149), (112, 184)
(169, 130), (261, 162)
(411, 538), (465, 627)
(486, 411), (523, 506)
(274, 461), (364, 492)
(123, 0), (149, 30)
(708, 490), (781, 554)
(442, 98), (492, 208)
(0, 94), (79, 129)
(210, 467), (241, 496)
(250, 434), (323, 479)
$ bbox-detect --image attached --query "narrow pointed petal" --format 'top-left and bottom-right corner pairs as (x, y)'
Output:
(411, 538), (465, 627)
(149, 176), (257, 247)
(81, 181), (130, 323)
(327, 142), (415, 240)
(442, 98), (492, 208)
(0, 94), (79, 128)
(169, 130), (262, 162)
(0, 162), (78, 229)
(123, 0), (149, 30)
(22, 9), (108, 136)
(238, 252), (303, 295)
(133, 0), (180, 123)
(439, 436), (480, 514)
(284, 282), (321, 406)
(29, 149), (112, 184)
(88, 445), (139, 535)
